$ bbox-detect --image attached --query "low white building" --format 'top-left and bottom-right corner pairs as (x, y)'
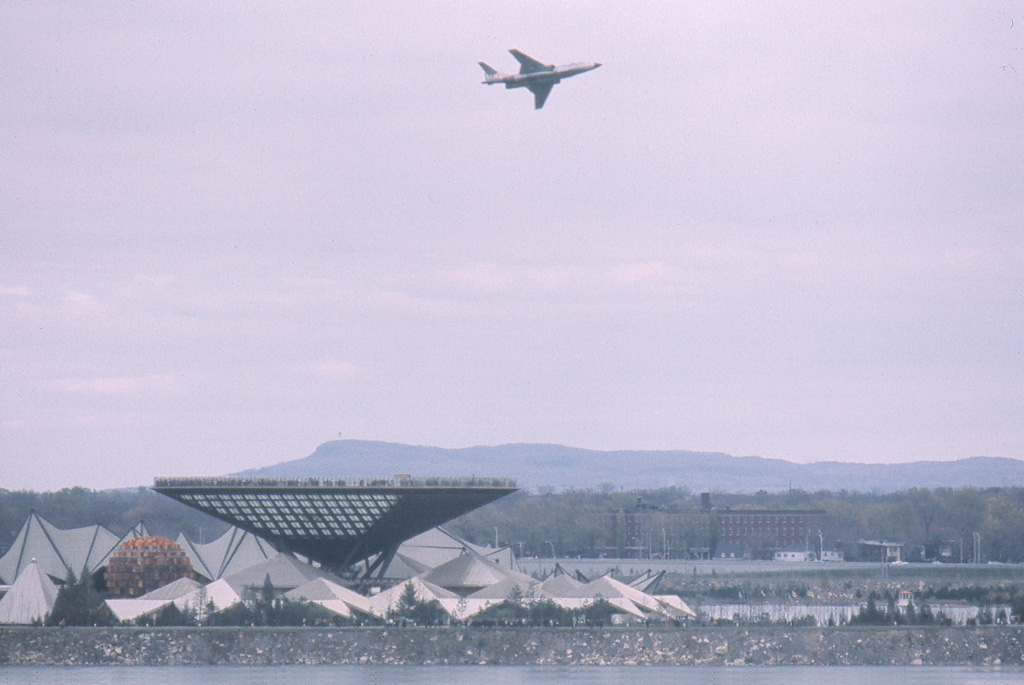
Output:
(774, 545), (812, 562)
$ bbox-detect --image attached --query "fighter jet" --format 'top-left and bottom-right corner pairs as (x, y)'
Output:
(479, 49), (601, 110)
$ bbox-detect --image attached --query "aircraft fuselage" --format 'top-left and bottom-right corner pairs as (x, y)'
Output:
(479, 50), (601, 109)
(483, 63), (601, 89)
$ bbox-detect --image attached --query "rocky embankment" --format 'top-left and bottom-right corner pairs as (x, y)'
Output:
(1, 627), (1021, 666)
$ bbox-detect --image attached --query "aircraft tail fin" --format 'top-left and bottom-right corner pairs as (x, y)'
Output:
(479, 62), (498, 78)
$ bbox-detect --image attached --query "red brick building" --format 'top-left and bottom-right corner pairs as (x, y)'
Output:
(601, 507), (825, 559)
(716, 509), (825, 550)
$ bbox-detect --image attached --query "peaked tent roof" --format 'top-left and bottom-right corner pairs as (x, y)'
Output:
(104, 598), (171, 623)
(381, 553), (431, 580)
(653, 594), (697, 619)
(574, 575), (695, 619)
(283, 576), (342, 601)
(386, 527), (471, 568)
(628, 570), (665, 593)
(582, 575), (665, 613)
(420, 551), (524, 594)
(466, 574), (537, 600)
(537, 573), (584, 597)
(138, 577), (202, 602)
(534, 594), (645, 618)
(0, 560), (59, 624)
(604, 596), (647, 619)
(175, 527), (276, 581)
(105, 575), (249, 623)
(173, 578), (241, 615)
(0, 513), (147, 584)
(479, 545), (518, 571)
(284, 577), (373, 617)
(368, 576), (459, 618)
(368, 527), (518, 580)
(222, 553), (340, 595)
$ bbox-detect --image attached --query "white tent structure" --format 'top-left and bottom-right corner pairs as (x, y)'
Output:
(0, 560), (59, 624)
(136, 576), (202, 601)
(583, 575), (667, 614)
(653, 593), (698, 619)
(510, 569), (697, 623)
(455, 575), (544, 620)
(368, 576), (461, 619)
(175, 527), (276, 581)
(628, 570), (665, 593)
(363, 527), (519, 582)
(104, 598), (172, 623)
(537, 572), (585, 597)
(104, 576), (244, 624)
(222, 553), (341, 596)
(420, 550), (535, 596)
(105, 577), (203, 623)
(174, 578), (242, 616)
(284, 577), (373, 619)
(0, 513), (148, 584)
(573, 575), (696, 621)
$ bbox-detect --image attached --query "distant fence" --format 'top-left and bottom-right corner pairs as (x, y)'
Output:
(696, 602), (1011, 626)
(153, 475), (517, 489)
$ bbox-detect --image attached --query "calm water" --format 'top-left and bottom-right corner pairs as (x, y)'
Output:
(0, 666), (1021, 685)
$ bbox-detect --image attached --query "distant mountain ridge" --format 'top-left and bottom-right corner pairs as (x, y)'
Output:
(234, 440), (1024, 493)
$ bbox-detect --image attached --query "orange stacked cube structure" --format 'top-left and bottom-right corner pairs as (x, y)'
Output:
(104, 536), (195, 598)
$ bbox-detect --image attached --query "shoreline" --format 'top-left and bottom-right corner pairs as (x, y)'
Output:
(1, 626), (1021, 666)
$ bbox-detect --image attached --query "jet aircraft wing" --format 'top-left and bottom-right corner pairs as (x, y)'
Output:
(528, 83), (555, 110)
(510, 49), (554, 74)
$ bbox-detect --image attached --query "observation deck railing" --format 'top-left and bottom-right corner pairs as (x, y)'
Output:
(153, 475), (517, 489)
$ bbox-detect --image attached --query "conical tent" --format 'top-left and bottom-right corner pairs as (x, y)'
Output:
(0, 560), (59, 624)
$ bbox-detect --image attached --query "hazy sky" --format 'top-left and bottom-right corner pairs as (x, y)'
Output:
(2, 2), (1022, 491)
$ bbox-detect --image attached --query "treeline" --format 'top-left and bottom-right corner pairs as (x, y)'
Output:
(445, 486), (1024, 563)
(0, 487), (228, 554)
(848, 591), (1016, 626)
(3, 485), (1024, 563)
